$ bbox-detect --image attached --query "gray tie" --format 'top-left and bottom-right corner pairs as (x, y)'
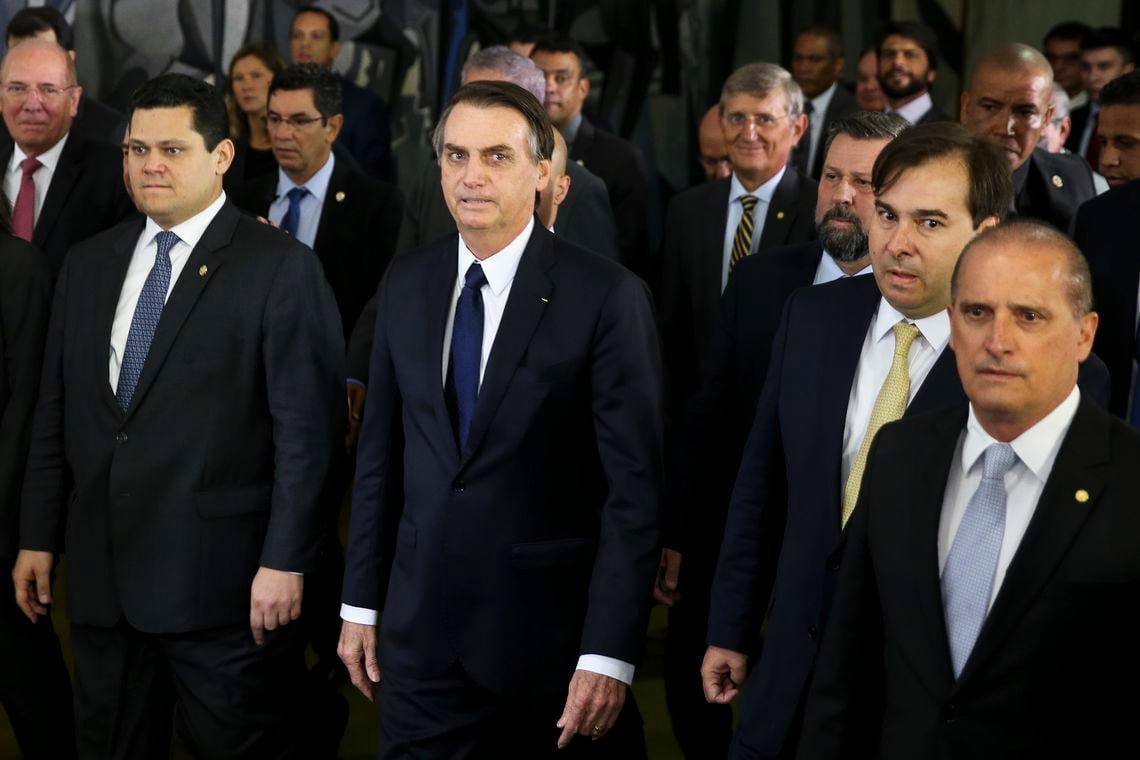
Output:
(942, 442), (1018, 678)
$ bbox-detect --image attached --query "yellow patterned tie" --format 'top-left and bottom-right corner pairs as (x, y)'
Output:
(729, 195), (759, 271)
(841, 321), (922, 527)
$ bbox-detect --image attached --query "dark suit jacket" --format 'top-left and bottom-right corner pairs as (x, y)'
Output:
(1012, 149), (1095, 232)
(658, 168), (818, 409)
(1065, 102), (1092, 156)
(230, 156), (403, 343)
(914, 99), (950, 125)
(5, 132), (137, 277)
(0, 234), (51, 558)
(337, 75), (397, 184)
(796, 85), (859, 180)
(19, 202), (344, 633)
(342, 226), (663, 697)
(798, 400), (1140, 759)
(1073, 177), (1140, 416)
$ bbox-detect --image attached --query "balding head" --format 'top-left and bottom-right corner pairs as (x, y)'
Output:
(698, 104), (730, 181)
(538, 127), (572, 229)
(0, 38), (80, 156)
(960, 43), (1054, 170)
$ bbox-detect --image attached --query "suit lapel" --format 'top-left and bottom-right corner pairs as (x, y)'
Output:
(96, 218), (147, 417)
(426, 239), (460, 463)
(757, 168), (799, 251)
(32, 135), (82, 250)
(908, 346), (966, 416)
(312, 159), (350, 259)
(569, 118), (595, 168)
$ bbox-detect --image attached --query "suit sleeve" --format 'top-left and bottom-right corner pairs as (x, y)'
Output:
(580, 273), (664, 663)
(657, 195), (696, 417)
(258, 247), (346, 572)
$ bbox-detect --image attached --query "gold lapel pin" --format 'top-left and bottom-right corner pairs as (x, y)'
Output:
(198, 265), (208, 276)
(540, 297), (549, 303)
(1075, 489), (1089, 503)
(776, 211), (785, 220)
(336, 191), (346, 202)
(576, 159), (585, 166)
(1052, 175), (1064, 188)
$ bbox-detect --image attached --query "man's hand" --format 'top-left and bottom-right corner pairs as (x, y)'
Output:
(337, 621), (381, 701)
(653, 548), (682, 606)
(701, 645), (748, 704)
(346, 383), (367, 452)
(555, 670), (626, 748)
(249, 567), (303, 645)
(12, 550), (54, 623)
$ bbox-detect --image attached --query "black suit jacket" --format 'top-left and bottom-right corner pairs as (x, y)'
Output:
(5, 132), (136, 276)
(230, 156), (403, 343)
(914, 99), (950, 125)
(1013, 149), (1095, 232)
(658, 168), (818, 408)
(342, 225), (663, 697)
(20, 201), (344, 633)
(1065, 102), (1092, 156)
(796, 86), (859, 180)
(337, 75), (397, 184)
(799, 400), (1140, 759)
(0, 234), (51, 558)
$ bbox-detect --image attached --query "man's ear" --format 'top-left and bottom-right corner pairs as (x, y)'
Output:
(326, 113), (344, 142)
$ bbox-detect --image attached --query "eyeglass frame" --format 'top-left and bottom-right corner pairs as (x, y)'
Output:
(1, 82), (78, 100)
(721, 110), (797, 132)
(265, 112), (328, 130)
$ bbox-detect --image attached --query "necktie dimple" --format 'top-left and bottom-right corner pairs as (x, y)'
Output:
(11, 156), (42, 242)
(942, 441), (1018, 678)
(280, 187), (309, 238)
(449, 262), (488, 448)
(841, 321), (922, 526)
(1129, 321), (1140, 429)
(116, 230), (178, 412)
(729, 195), (759, 272)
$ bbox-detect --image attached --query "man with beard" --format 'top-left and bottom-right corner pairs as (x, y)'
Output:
(876, 21), (948, 125)
(657, 112), (907, 759)
(959, 43), (1095, 231)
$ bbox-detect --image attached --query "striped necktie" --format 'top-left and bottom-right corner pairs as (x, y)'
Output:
(729, 195), (759, 272)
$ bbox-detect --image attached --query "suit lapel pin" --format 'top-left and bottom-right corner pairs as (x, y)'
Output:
(198, 265), (208, 276)
(576, 159), (585, 166)
(1074, 488), (1089, 504)
(1052, 175), (1064, 188)
(540, 296), (549, 303)
(776, 211), (785, 220)
(336, 191), (346, 202)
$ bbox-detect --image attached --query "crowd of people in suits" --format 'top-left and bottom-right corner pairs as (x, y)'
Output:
(0, 3), (1137, 758)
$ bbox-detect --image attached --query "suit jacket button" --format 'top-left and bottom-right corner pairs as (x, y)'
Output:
(807, 624), (819, 640)
(452, 481), (465, 494)
(944, 704), (959, 724)
(115, 432), (128, 444)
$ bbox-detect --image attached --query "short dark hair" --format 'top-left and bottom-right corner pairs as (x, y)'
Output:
(796, 25), (843, 59)
(1043, 21), (1092, 48)
(6, 7), (72, 50)
(822, 111), (909, 163)
(292, 5), (339, 42)
(877, 20), (939, 72)
(530, 33), (590, 77)
(1081, 27), (1133, 63)
(433, 80), (554, 164)
(872, 122), (1012, 228)
(130, 74), (229, 151)
(1099, 70), (1140, 108)
(268, 63), (342, 119)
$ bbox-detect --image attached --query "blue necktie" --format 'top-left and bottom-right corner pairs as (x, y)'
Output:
(116, 230), (178, 412)
(448, 262), (487, 448)
(280, 187), (308, 238)
(942, 442), (1018, 678)
(1130, 322), (1140, 428)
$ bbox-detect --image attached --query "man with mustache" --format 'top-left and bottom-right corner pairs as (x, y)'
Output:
(959, 43), (1095, 231)
(876, 21), (948, 125)
(659, 111), (906, 759)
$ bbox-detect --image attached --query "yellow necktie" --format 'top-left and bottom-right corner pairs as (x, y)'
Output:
(841, 321), (922, 527)
(729, 195), (759, 271)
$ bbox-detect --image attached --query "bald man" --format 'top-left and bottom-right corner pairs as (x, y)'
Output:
(960, 43), (1095, 230)
(539, 130), (573, 229)
(697, 105), (731, 181)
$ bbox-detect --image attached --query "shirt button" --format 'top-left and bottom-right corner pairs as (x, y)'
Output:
(115, 432), (128, 444)
(944, 704), (959, 724)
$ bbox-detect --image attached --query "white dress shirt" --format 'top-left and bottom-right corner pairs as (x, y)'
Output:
(806, 83), (838, 174)
(267, 152), (335, 249)
(3, 132), (68, 228)
(938, 386), (1081, 611)
(889, 92), (935, 126)
(341, 216), (635, 685)
(108, 192), (227, 390)
(841, 299), (951, 489)
(721, 167), (786, 290)
(812, 251), (872, 285)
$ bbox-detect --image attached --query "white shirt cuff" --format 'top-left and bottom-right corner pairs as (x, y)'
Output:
(340, 603), (378, 625)
(576, 654), (635, 685)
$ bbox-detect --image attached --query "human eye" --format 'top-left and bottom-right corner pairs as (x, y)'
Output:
(877, 208), (896, 223)
(447, 150), (466, 162)
(164, 147), (182, 156)
(852, 177), (871, 188)
(919, 218), (941, 230)
(5, 83), (26, 95)
(1019, 309), (1041, 322)
(492, 152), (509, 162)
(726, 112), (746, 127)
(822, 171), (839, 182)
(41, 85), (61, 97)
(130, 144), (147, 155)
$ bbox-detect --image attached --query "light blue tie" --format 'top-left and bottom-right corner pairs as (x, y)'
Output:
(116, 230), (177, 413)
(942, 442), (1018, 678)
(280, 187), (308, 238)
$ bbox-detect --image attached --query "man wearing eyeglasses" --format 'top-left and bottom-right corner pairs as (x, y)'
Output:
(0, 39), (134, 275)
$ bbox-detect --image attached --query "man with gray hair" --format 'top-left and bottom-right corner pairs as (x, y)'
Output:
(1041, 82), (1110, 193)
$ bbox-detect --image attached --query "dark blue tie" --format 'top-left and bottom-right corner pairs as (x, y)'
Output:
(116, 230), (178, 412)
(449, 262), (487, 448)
(280, 186), (308, 238)
(1130, 321), (1140, 428)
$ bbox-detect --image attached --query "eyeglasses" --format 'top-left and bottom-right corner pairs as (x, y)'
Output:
(266, 113), (325, 129)
(723, 111), (793, 131)
(2, 82), (76, 100)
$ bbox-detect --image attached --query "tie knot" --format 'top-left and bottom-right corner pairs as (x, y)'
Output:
(740, 195), (758, 213)
(286, 187), (309, 203)
(21, 156), (42, 176)
(463, 262), (487, 291)
(981, 442), (1017, 481)
(892, 321), (921, 357)
(154, 230), (179, 259)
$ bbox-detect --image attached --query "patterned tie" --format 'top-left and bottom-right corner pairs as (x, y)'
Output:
(280, 186), (309, 238)
(729, 195), (759, 272)
(11, 156), (42, 242)
(942, 442), (1018, 678)
(841, 321), (922, 526)
(448, 262), (487, 448)
(116, 231), (178, 412)
(1130, 320), (1140, 429)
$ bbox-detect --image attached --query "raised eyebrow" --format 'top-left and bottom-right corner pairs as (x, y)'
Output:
(874, 200), (897, 214)
(441, 143), (468, 154)
(480, 145), (515, 155)
(913, 208), (949, 220)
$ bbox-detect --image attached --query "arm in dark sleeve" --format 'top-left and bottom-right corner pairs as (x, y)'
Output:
(347, 293), (378, 384)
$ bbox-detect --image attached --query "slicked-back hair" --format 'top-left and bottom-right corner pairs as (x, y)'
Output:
(292, 5), (339, 41)
(797, 25), (843, 59)
(6, 6), (72, 50)
(719, 62), (805, 118)
(1099, 70), (1140, 108)
(462, 45), (545, 104)
(1081, 27), (1133, 63)
(1044, 21), (1092, 48)
(269, 63), (342, 119)
(821, 111), (909, 162)
(872, 122), (1012, 228)
(530, 33), (590, 78)
(877, 20), (940, 72)
(951, 219), (1093, 318)
(130, 73), (229, 152)
(433, 80), (554, 164)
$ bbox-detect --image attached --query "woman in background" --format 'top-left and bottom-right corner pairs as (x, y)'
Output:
(225, 43), (285, 191)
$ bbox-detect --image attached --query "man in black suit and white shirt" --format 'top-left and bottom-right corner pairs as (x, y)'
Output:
(877, 21), (949, 125)
(791, 26), (858, 180)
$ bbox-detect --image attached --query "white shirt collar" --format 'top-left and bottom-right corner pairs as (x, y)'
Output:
(275, 151), (335, 205)
(811, 83), (838, 117)
(871, 295), (951, 353)
(962, 385), (1081, 480)
(890, 92), (934, 125)
(729, 164), (787, 205)
(142, 191), (227, 249)
(816, 251), (872, 283)
(9, 131), (69, 174)
(458, 216), (535, 297)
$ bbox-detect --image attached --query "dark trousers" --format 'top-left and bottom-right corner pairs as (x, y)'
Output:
(0, 559), (76, 760)
(379, 662), (648, 760)
(70, 617), (309, 760)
